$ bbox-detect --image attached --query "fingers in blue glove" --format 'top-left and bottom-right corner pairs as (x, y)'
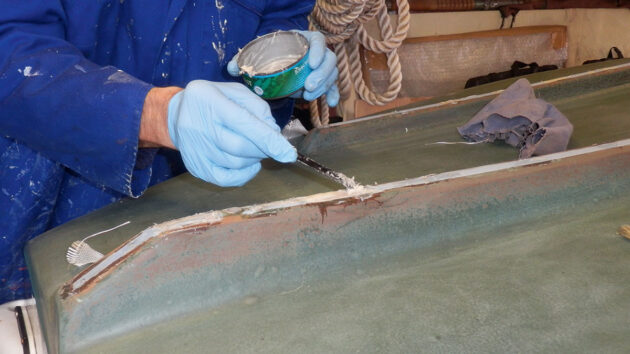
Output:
(303, 67), (339, 101)
(326, 84), (340, 107)
(178, 86), (291, 163)
(216, 82), (280, 132)
(211, 127), (270, 161)
(304, 31), (327, 69)
(227, 56), (240, 77)
(220, 111), (296, 163)
(226, 56), (281, 128)
(168, 80), (297, 186)
(304, 50), (337, 92)
(193, 81), (295, 163)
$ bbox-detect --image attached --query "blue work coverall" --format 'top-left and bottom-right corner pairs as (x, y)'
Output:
(0, 0), (313, 303)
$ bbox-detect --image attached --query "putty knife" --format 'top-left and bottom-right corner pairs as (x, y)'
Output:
(296, 153), (358, 189)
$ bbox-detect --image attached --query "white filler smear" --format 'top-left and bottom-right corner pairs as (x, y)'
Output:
(297, 153), (361, 190)
(68, 138), (630, 292)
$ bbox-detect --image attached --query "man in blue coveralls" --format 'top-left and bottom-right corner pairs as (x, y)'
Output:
(0, 1), (339, 303)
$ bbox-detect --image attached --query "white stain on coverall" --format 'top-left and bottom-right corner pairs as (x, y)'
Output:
(212, 42), (226, 63)
(211, 0), (228, 64)
(19, 66), (42, 77)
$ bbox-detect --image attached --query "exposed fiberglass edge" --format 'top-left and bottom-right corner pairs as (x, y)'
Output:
(65, 138), (630, 294)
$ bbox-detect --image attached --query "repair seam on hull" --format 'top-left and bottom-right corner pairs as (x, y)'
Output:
(339, 61), (630, 123)
(62, 138), (630, 296)
(60, 211), (224, 297)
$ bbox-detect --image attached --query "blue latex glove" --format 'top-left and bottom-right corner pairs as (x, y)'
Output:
(227, 30), (340, 107)
(167, 80), (297, 187)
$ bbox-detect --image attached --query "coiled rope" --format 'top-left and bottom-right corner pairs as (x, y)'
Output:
(309, 0), (410, 127)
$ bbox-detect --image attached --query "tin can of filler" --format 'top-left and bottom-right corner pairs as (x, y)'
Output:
(237, 31), (311, 100)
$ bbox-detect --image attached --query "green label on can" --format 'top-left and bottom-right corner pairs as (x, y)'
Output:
(242, 53), (312, 100)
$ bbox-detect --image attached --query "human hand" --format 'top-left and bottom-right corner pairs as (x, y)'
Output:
(167, 80), (297, 187)
(227, 30), (339, 107)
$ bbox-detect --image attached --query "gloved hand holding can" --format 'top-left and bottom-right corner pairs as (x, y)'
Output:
(227, 30), (339, 107)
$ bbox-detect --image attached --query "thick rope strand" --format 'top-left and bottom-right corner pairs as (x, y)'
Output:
(309, 0), (410, 126)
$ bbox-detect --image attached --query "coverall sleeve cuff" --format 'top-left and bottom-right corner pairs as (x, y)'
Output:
(82, 68), (155, 198)
(127, 148), (159, 197)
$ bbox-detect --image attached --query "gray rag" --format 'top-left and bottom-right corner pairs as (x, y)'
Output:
(457, 78), (573, 158)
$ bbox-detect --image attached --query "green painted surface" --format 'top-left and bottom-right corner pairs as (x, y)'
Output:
(25, 60), (630, 353)
(83, 190), (630, 353)
(301, 60), (630, 184)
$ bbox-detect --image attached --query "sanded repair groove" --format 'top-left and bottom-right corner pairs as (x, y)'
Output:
(64, 138), (630, 295)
